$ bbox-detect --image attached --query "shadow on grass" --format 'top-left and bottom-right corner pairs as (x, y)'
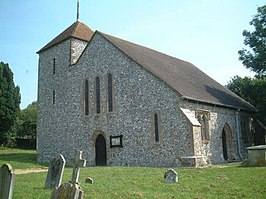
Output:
(213, 161), (265, 169)
(238, 161), (266, 168)
(0, 152), (49, 168)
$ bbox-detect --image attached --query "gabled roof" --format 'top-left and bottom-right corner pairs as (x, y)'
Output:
(38, 20), (256, 112)
(99, 32), (256, 112)
(37, 21), (94, 53)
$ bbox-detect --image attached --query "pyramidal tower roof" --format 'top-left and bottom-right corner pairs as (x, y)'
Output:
(38, 21), (94, 53)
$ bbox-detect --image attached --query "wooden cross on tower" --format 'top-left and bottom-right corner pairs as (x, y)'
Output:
(71, 150), (86, 184)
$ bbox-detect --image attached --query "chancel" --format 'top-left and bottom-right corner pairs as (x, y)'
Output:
(36, 2), (256, 167)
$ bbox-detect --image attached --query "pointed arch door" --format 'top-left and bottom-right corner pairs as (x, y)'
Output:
(222, 129), (228, 160)
(95, 134), (107, 166)
(222, 124), (233, 161)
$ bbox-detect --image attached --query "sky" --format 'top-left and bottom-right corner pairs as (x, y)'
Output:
(0, 0), (265, 109)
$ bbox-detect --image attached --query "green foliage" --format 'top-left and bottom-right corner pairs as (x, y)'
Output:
(1, 131), (17, 147)
(233, 5), (266, 129)
(0, 61), (21, 145)
(226, 76), (266, 125)
(16, 101), (37, 139)
(238, 5), (266, 77)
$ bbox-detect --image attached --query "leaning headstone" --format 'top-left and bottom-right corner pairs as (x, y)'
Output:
(50, 182), (84, 199)
(71, 150), (86, 184)
(45, 154), (66, 189)
(85, 177), (93, 184)
(0, 164), (15, 199)
(51, 151), (86, 199)
(164, 168), (178, 183)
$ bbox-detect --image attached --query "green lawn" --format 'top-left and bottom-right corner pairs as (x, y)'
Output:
(0, 147), (265, 199)
(0, 147), (48, 169)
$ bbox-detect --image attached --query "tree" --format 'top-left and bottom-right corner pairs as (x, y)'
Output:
(226, 76), (266, 126)
(231, 5), (266, 145)
(16, 101), (37, 139)
(0, 61), (21, 145)
(238, 5), (266, 77)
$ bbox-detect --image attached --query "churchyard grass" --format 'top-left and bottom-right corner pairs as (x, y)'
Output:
(0, 148), (265, 198)
(0, 147), (48, 169)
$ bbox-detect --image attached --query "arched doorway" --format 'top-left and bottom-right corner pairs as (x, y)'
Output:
(222, 129), (228, 160)
(95, 134), (107, 166)
(222, 123), (233, 161)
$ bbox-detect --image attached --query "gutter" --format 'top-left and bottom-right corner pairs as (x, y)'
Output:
(180, 96), (256, 113)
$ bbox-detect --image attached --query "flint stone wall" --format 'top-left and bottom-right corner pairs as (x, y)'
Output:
(71, 38), (88, 65)
(180, 100), (251, 164)
(37, 32), (250, 167)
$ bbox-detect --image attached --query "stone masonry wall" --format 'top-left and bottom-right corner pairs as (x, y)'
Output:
(37, 32), (252, 167)
(67, 33), (195, 167)
(70, 38), (88, 65)
(37, 33), (197, 167)
(37, 39), (73, 161)
(179, 100), (250, 164)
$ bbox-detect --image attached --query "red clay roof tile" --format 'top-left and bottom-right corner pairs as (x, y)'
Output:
(37, 21), (94, 53)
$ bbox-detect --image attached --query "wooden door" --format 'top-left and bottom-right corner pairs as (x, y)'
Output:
(95, 134), (107, 166)
(222, 129), (228, 161)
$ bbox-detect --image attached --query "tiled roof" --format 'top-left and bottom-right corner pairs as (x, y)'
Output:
(37, 21), (94, 53)
(38, 20), (256, 112)
(99, 32), (256, 112)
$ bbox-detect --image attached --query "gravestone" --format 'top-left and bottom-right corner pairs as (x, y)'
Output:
(247, 145), (266, 166)
(50, 182), (84, 199)
(71, 150), (86, 184)
(85, 177), (93, 184)
(51, 151), (86, 199)
(0, 164), (15, 199)
(45, 154), (66, 189)
(164, 168), (178, 183)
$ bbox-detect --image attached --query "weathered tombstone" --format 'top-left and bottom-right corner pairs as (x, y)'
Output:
(51, 151), (86, 199)
(51, 182), (84, 199)
(85, 177), (93, 184)
(0, 164), (15, 199)
(164, 168), (178, 183)
(247, 145), (266, 166)
(45, 154), (66, 189)
(71, 150), (86, 184)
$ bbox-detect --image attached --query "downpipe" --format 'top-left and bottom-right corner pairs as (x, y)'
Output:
(235, 109), (243, 159)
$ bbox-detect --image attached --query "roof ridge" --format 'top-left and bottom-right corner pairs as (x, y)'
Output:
(38, 23), (256, 112)
(72, 21), (90, 36)
(70, 21), (80, 36)
(96, 31), (256, 112)
(99, 31), (191, 65)
(37, 21), (94, 53)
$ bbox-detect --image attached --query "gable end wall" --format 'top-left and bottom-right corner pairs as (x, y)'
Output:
(37, 31), (252, 167)
(37, 32), (196, 167)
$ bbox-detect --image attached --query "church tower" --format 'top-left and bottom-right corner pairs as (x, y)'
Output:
(37, 1), (94, 162)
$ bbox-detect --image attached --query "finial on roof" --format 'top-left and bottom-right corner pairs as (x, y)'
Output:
(77, 0), (80, 21)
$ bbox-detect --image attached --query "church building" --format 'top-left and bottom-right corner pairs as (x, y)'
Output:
(37, 17), (256, 167)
